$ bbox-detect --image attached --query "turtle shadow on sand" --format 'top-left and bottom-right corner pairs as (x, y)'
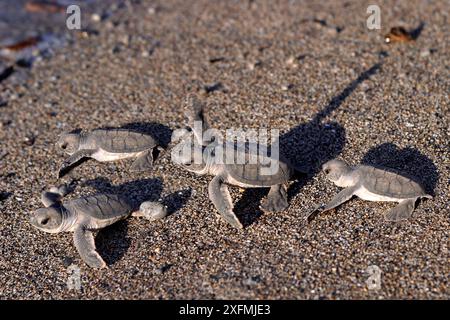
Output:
(236, 63), (382, 227)
(0, 191), (12, 201)
(361, 143), (439, 197)
(409, 22), (426, 40)
(81, 177), (191, 265)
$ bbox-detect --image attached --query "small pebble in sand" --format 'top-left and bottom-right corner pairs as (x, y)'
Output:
(243, 276), (261, 286)
(285, 55), (299, 68)
(23, 135), (36, 146)
(286, 54), (307, 68)
(247, 60), (262, 70)
(420, 49), (431, 58)
(91, 14), (101, 22)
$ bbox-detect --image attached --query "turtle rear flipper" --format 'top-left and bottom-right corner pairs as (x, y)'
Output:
(260, 184), (288, 212)
(73, 226), (106, 269)
(384, 199), (415, 222)
(130, 149), (154, 171)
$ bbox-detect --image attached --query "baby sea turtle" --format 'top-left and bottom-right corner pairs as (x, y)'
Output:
(30, 185), (167, 268)
(319, 159), (432, 221)
(172, 95), (305, 229)
(57, 129), (160, 178)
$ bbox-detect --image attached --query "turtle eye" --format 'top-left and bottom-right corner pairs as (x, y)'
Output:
(324, 168), (330, 174)
(41, 217), (50, 225)
(61, 143), (67, 150)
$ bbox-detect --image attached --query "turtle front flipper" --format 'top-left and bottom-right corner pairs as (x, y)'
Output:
(58, 150), (94, 178)
(41, 191), (62, 207)
(384, 198), (415, 222)
(260, 184), (288, 212)
(322, 186), (357, 212)
(73, 225), (106, 269)
(130, 149), (154, 171)
(185, 94), (212, 146)
(208, 176), (243, 229)
(41, 185), (69, 206)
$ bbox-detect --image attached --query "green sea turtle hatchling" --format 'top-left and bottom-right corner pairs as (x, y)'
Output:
(30, 185), (167, 268)
(57, 129), (160, 178)
(319, 159), (432, 221)
(172, 95), (305, 229)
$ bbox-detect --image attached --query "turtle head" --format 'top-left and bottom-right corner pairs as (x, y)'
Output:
(57, 131), (81, 154)
(30, 207), (63, 233)
(322, 159), (352, 185)
(171, 132), (215, 175)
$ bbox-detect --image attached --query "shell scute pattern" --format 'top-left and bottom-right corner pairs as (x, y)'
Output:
(92, 129), (157, 153)
(359, 165), (426, 198)
(227, 160), (291, 186)
(65, 194), (133, 219)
